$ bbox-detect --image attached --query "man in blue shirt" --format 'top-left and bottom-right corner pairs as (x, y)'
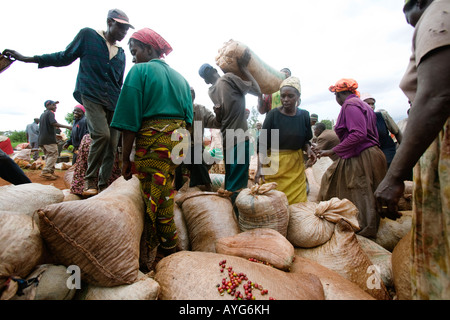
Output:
(3, 9), (134, 196)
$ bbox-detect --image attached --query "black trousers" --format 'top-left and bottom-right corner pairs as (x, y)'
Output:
(174, 145), (212, 190)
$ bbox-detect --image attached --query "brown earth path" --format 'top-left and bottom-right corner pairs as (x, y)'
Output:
(0, 169), (68, 190)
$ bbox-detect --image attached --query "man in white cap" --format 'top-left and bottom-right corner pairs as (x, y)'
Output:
(3, 9), (134, 195)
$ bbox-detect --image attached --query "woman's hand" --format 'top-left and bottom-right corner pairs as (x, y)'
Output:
(316, 149), (334, 159)
(306, 146), (317, 167)
(254, 156), (265, 185)
(122, 158), (133, 181)
(121, 130), (136, 181)
(374, 175), (404, 220)
(254, 167), (265, 185)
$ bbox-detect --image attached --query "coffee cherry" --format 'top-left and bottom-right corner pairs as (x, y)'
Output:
(216, 259), (275, 300)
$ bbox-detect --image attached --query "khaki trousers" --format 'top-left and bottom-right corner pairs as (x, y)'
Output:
(41, 144), (58, 174)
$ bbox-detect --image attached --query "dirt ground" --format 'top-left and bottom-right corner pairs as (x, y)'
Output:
(0, 169), (68, 190)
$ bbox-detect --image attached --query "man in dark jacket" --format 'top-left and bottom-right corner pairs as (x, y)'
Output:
(3, 9), (133, 196)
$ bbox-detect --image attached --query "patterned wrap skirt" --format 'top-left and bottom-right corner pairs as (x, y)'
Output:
(135, 119), (185, 252)
(70, 134), (121, 195)
(411, 119), (450, 299)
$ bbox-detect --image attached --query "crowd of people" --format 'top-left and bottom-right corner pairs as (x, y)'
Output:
(1, 0), (449, 300)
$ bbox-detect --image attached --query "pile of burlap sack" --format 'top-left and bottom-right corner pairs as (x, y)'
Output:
(0, 40), (414, 300)
(0, 170), (414, 300)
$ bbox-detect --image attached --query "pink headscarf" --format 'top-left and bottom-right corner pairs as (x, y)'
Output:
(130, 28), (173, 58)
(74, 104), (85, 113)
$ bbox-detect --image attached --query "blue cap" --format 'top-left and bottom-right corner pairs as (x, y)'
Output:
(199, 63), (214, 79)
(44, 100), (59, 107)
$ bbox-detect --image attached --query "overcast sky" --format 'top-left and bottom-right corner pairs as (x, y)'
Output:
(0, 0), (414, 132)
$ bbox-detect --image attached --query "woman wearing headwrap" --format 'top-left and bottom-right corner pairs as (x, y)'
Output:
(316, 78), (386, 239)
(255, 76), (316, 205)
(69, 133), (121, 196)
(111, 28), (193, 262)
(375, 0), (450, 299)
(64, 104), (89, 164)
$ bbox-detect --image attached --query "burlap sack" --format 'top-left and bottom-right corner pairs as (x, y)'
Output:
(0, 183), (64, 217)
(375, 211), (413, 252)
(215, 228), (295, 271)
(77, 272), (160, 300)
(312, 157), (333, 186)
(305, 167), (320, 203)
(294, 219), (391, 300)
(215, 39), (286, 94)
(176, 191), (240, 252)
(63, 166), (75, 189)
(8, 264), (76, 300)
(357, 235), (393, 289)
(61, 189), (82, 202)
(154, 251), (325, 300)
(248, 155), (258, 181)
(37, 176), (145, 287)
(290, 256), (375, 300)
(392, 231), (412, 300)
(210, 174), (225, 192)
(0, 213), (44, 291)
(288, 198), (360, 248)
(236, 183), (290, 237)
(174, 203), (190, 251)
(397, 181), (414, 211)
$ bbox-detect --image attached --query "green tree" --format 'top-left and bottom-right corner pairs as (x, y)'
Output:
(5, 130), (27, 143)
(65, 112), (74, 138)
(320, 119), (333, 130)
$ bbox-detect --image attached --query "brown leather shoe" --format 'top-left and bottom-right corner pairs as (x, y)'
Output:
(40, 173), (57, 180)
(82, 188), (98, 197)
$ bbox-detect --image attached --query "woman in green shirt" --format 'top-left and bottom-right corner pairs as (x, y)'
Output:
(111, 28), (193, 260)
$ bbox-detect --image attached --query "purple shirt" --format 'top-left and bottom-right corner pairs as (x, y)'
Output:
(332, 94), (379, 159)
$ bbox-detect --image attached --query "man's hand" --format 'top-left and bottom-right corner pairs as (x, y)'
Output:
(237, 48), (252, 69)
(374, 176), (404, 220)
(2, 49), (34, 63)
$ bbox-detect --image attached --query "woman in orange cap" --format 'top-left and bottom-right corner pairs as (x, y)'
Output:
(316, 78), (386, 240)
